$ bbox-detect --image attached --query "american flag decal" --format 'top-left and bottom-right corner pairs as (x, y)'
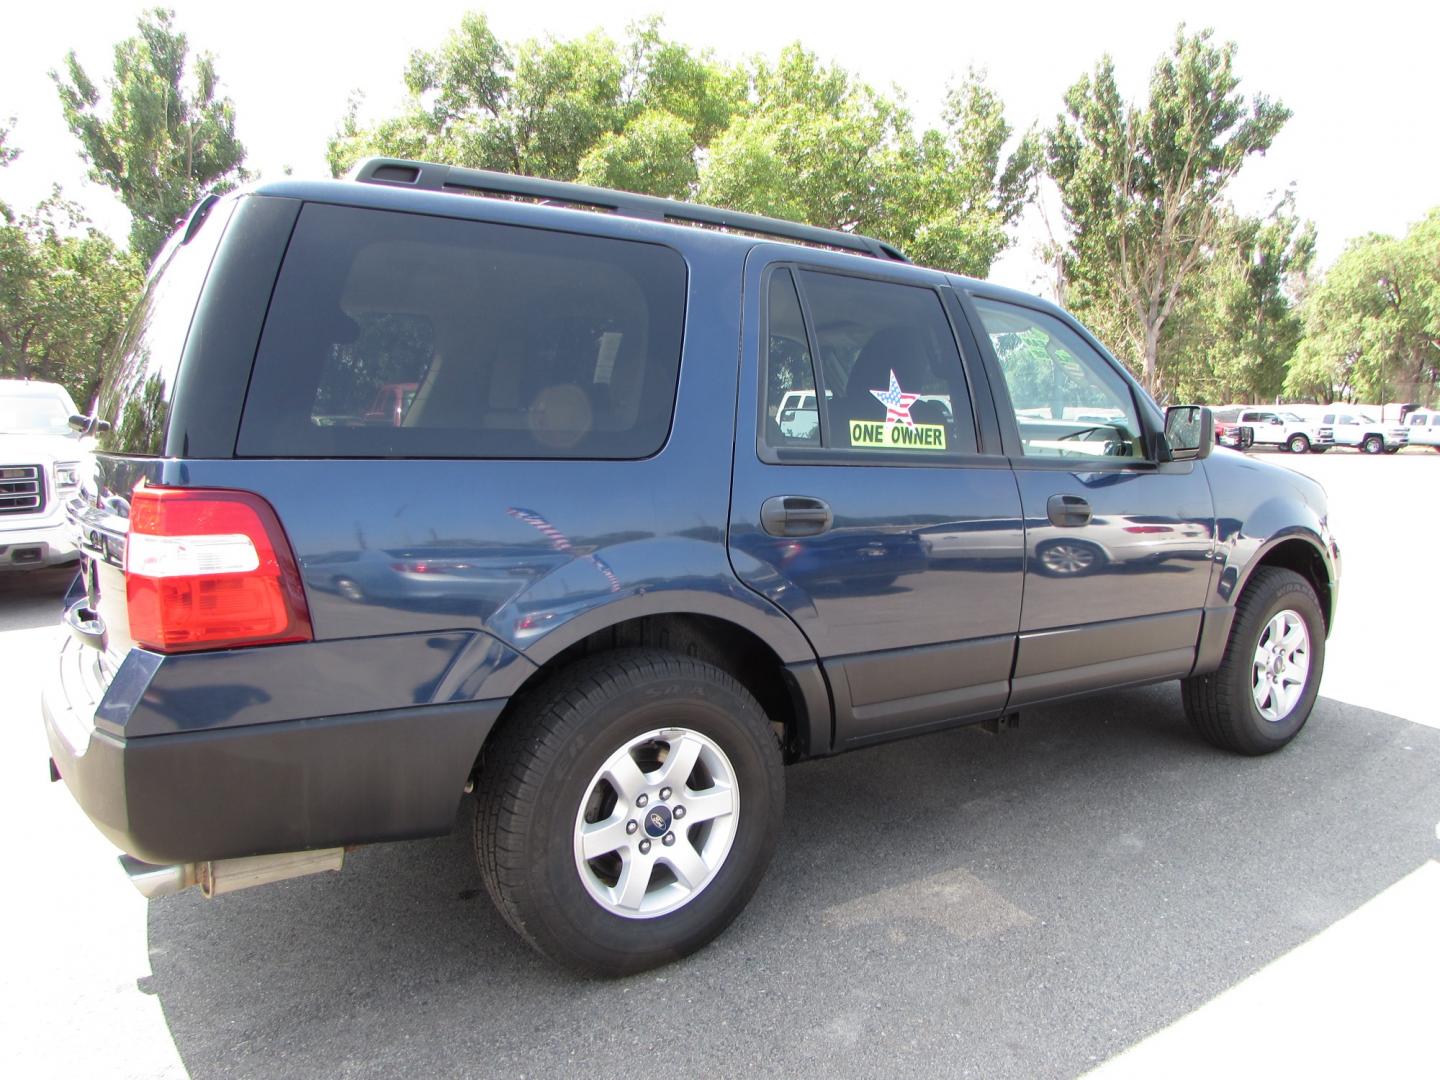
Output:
(869, 369), (921, 428)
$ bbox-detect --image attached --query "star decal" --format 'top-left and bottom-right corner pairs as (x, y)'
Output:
(869, 369), (921, 428)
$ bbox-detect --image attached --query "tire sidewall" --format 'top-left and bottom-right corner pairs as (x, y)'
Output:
(1224, 577), (1326, 752)
(521, 668), (782, 972)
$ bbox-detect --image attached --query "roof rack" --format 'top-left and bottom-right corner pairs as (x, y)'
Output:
(350, 157), (910, 263)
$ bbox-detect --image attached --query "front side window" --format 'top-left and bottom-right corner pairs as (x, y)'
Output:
(972, 297), (1144, 460)
(239, 204), (686, 459)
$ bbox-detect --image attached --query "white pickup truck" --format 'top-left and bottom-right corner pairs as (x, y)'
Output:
(1314, 409), (1409, 454)
(0, 379), (87, 570)
(1234, 408), (1325, 454)
(1405, 409), (1440, 451)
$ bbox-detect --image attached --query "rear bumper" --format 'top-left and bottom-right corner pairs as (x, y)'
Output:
(43, 643), (505, 865)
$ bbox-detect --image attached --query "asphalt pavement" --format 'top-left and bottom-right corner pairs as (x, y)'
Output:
(3, 448), (1437, 1079)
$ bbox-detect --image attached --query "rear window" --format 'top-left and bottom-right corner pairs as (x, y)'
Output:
(237, 204), (687, 459)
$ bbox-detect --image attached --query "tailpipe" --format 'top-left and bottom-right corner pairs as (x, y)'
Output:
(119, 848), (346, 899)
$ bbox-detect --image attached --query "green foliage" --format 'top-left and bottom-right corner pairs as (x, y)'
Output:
(331, 16), (1034, 278)
(1286, 210), (1440, 405)
(1163, 194), (1314, 403)
(53, 6), (248, 263)
(1048, 27), (1290, 394)
(0, 186), (143, 406)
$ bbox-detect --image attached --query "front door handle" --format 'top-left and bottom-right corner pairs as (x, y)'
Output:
(1047, 494), (1092, 527)
(761, 495), (833, 537)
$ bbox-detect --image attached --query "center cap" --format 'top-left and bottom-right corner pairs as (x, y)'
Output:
(644, 804), (672, 838)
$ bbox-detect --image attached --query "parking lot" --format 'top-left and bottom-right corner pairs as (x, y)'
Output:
(3, 448), (1436, 1080)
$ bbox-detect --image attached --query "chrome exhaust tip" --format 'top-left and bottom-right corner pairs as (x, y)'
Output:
(119, 848), (345, 899)
(118, 855), (195, 899)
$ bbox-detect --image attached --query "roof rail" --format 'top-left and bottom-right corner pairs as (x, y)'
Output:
(349, 157), (910, 263)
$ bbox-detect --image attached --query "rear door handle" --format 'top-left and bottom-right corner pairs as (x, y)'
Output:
(1046, 494), (1092, 527)
(761, 495), (833, 537)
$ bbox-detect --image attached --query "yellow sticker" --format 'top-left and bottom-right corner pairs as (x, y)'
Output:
(848, 419), (948, 450)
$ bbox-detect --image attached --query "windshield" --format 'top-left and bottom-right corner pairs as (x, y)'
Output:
(0, 391), (77, 435)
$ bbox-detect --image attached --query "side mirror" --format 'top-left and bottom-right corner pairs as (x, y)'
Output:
(1164, 405), (1213, 461)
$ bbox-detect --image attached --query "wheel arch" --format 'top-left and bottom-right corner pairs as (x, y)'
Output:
(1245, 534), (1335, 632)
(477, 610), (831, 774)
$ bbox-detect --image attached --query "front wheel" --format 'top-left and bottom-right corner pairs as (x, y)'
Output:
(1310, 445), (1330, 454)
(473, 649), (784, 975)
(1361, 434), (1384, 454)
(1181, 567), (1325, 755)
(1286, 433), (1310, 454)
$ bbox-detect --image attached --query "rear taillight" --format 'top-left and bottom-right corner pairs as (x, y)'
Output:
(125, 485), (312, 653)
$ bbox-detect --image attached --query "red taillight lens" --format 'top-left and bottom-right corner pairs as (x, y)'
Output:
(125, 485), (313, 653)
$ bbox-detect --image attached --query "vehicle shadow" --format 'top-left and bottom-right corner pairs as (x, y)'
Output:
(0, 566), (74, 633)
(144, 685), (1440, 1079)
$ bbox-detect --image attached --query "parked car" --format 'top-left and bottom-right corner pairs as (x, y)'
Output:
(44, 160), (1340, 976)
(1234, 408), (1323, 454)
(1209, 407), (1255, 450)
(1405, 409), (1440, 451)
(0, 379), (87, 571)
(1313, 409), (1409, 454)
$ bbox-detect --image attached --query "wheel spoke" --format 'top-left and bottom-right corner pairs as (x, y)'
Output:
(612, 853), (654, 911)
(603, 754), (648, 804)
(1281, 618), (1306, 649)
(661, 837), (709, 890)
(580, 815), (630, 860)
(681, 784), (734, 824)
(656, 733), (703, 789)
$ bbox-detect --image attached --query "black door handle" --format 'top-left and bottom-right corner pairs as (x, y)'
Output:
(1046, 494), (1092, 527)
(761, 495), (833, 537)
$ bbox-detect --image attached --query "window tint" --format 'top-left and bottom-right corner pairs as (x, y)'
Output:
(239, 204), (686, 459)
(972, 298), (1144, 460)
(793, 269), (977, 456)
(764, 269), (820, 447)
(94, 198), (236, 455)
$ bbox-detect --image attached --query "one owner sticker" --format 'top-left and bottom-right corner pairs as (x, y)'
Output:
(850, 369), (947, 450)
(848, 420), (947, 449)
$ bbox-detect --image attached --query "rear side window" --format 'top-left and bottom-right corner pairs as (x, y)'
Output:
(238, 204), (687, 459)
(94, 198), (237, 455)
(759, 266), (978, 459)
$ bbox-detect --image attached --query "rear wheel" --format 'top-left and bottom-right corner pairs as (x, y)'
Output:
(1181, 567), (1325, 755)
(1310, 446), (1329, 454)
(473, 648), (784, 975)
(1286, 433), (1310, 454)
(1361, 434), (1384, 454)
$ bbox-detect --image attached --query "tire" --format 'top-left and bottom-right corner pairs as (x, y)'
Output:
(1361, 434), (1384, 454)
(474, 648), (784, 975)
(1181, 567), (1325, 755)
(1286, 433), (1310, 454)
(1035, 538), (1107, 576)
(1384, 447), (1400, 455)
(1310, 446), (1329, 454)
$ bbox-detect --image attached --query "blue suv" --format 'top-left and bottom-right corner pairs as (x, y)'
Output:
(45, 159), (1339, 974)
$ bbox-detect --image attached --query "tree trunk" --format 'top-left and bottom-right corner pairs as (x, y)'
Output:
(1143, 321), (1161, 397)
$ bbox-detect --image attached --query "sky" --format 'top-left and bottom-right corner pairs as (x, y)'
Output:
(2, 0), (1436, 294)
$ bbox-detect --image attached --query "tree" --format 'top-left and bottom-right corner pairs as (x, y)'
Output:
(53, 6), (247, 262)
(331, 18), (1035, 278)
(1286, 210), (1440, 406)
(0, 190), (142, 406)
(1163, 193), (1314, 403)
(328, 13), (745, 194)
(1047, 27), (1290, 395)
